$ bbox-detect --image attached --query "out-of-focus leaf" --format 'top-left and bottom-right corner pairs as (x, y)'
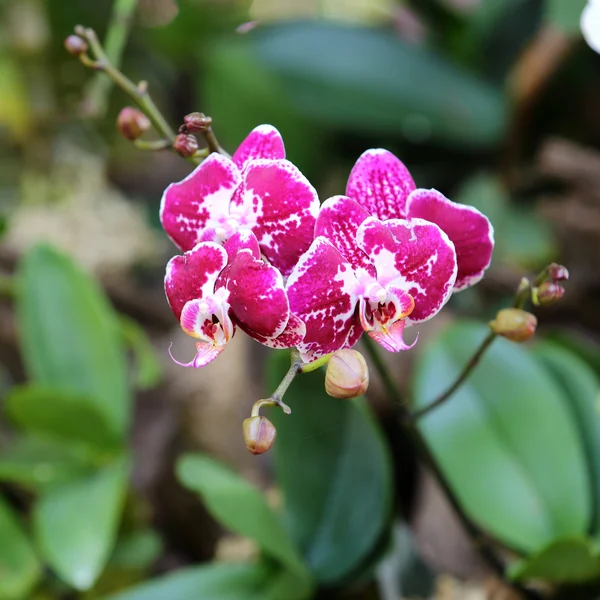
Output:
(267, 351), (393, 584)
(455, 173), (555, 268)
(509, 537), (600, 583)
(0, 56), (31, 141)
(17, 244), (130, 439)
(413, 321), (590, 553)
(0, 436), (93, 491)
(110, 529), (163, 571)
(177, 454), (309, 580)
(532, 342), (600, 536)
(34, 455), (130, 590)
(104, 561), (311, 600)
(5, 385), (121, 450)
(0, 496), (41, 600)
(119, 317), (162, 391)
(223, 22), (507, 147)
(545, 0), (587, 34)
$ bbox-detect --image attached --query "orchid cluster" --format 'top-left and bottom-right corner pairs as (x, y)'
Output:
(160, 125), (494, 369)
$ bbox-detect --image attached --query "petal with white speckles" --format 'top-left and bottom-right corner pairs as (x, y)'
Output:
(164, 242), (228, 320)
(406, 188), (493, 291)
(232, 125), (286, 170)
(160, 154), (241, 251)
(346, 149), (415, 220)
(287, 237), (361, 360)
(251, 313), (306, 349)
(230, 159), (319, 276)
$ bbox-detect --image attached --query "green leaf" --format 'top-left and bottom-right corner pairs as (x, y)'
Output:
(0, 496), (41, 600)
(413, 321), (590, 553)
(17, 244), (130, 438)
(509, 537), (600, 583)
(531, 342), (600, 537)
(110, 529), (163, 571)
(545, 0), (587, 34)
(267, 351), (393, 584)
(0, 436), (94, 491)
(176, 454), (309, 580)
(34, 455), (130, 590)
(5, 385), (121, 450)
(104, 561), (311, 600)
(119, 317), (162, 391)
(227, 22), (507, 147)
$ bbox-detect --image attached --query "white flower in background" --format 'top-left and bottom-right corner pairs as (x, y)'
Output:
(582, 0), (600, 54)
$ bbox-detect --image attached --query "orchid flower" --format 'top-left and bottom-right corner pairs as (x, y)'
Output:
(160, 125), (319, 276)
(286, 196), (458, 360)
(346, 149), (494, 291)
(165, 230), (305, 367)
(582, 0), (600, 54)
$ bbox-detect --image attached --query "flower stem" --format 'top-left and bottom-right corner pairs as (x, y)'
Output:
(266, 349), (304, 414)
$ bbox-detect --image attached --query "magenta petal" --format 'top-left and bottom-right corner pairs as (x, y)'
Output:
(286, 237), (360, 360)
(384, 218), (457, 323)
(249, 313), (306, 349)
(232, 125), (286, 170)
(164, 242), (228, 320)
(315, 195), (376, 276)
(230, 159), (319, 276)
(226, 249), (289, 339)
(168, 341), (226, 368)
(160, 154), (240, 251)
(368, 319), (417, 353)
(223, 228), (261, 261)
(406, 188), (494, 291)
(346, 149), (415, 221)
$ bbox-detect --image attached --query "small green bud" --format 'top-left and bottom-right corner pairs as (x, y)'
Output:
(117, 107), (151, 141)
(532, 281), (565, 307)
(489, 308), (537, 342)
(173, 133), (199, 157)
(243, 416), (276, 455)
(325, 349), (369, 399)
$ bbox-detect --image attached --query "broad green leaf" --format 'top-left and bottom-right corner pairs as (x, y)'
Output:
(0, 436), (94, 491)
(119, 317), (162, 391)
(545, 0), (587, 34)
(110, 529), (163, 571)
(532, 342), (600, 536)
(267, 351), (393, 584)
(0, 496), (41, 600)
(17, 245), (130, 438)
(104, 561), (311, 600)
(5, 385), (121, 450)
(221, 22), (507, 147)
(509, 537), (600, 583)
(34, 455), (130, 590)
(413, 321), (590, 553)
(177, 454), (308, 580)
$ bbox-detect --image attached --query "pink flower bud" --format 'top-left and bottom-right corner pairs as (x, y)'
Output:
(64, 35), (88, 56)
(182, 112), (213, 133)
(547, 263), (569, 282)
(325, 349), (369, 399)
(173, 133), (199, 157)
(117, 107), (151, 141)
(533, 282), (565, 307)
(243, 416), (276, 455)
(489, 308), (537, 342)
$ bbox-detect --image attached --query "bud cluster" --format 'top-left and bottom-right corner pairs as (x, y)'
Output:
(531, 263), (569, 307)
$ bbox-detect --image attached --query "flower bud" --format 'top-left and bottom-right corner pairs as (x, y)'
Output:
(64, 34), (88, 56)
(173, 133), (199, 157)
(117, 107), (151, 141)
(489, 308), (537, 342)
(325, 349), (369, 399)
(181, 112), (212, 133)
(243, 416), (276, 455)
(532, 281), (565, 307)
(547, 263), (569, 282)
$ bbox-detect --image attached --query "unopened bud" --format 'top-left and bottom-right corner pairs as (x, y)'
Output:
(64, 35), (88, 56)
(117, 107), (151, 140)
(532, 281), (565, 307)
(489, 308), (537, 342)
(325, 349), (369, 399)
(181, 112), (212, 133)
(173, 133), (199, 157)
(243, 416), (276, 455)
(547, 263), (569, 282)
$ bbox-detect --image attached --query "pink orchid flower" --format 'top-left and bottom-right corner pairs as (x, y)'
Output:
(165, 230), (305, 367)
(346, 149), (494, 291)
(160, 125), (319, 276)
(286, 196), (458, 360)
